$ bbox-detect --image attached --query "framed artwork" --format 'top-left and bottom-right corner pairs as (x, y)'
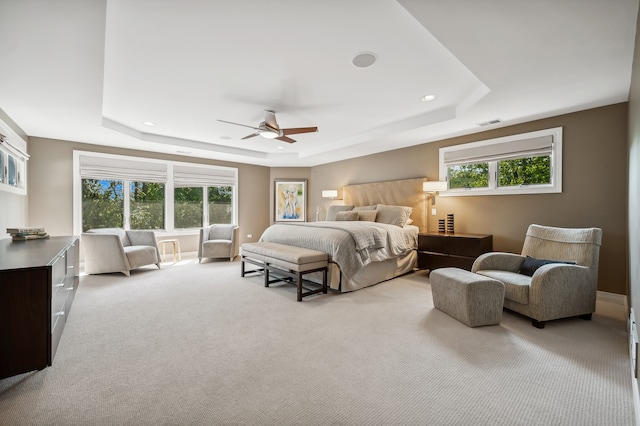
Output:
(274, 179), (307, 222)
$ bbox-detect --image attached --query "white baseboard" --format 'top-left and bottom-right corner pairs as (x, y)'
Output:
(597, 290), (627, 307)
(629, 308), (640, 426)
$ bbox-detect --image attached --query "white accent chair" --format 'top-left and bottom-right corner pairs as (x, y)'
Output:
(471, 224), (602, 328)
(198, 224), (240, 262)
(82, 228), (161, 276)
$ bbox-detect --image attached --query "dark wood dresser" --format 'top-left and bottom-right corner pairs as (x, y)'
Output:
(418, 232), (493, 272)
(0, 236), (79, 379)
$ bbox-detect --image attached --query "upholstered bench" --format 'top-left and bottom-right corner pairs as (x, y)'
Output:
(430, 267), (506, 327)
(241, 242), (328, 301)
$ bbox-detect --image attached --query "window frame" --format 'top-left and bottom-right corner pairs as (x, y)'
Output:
(439, 127), (562, 197)
(73, 151), (238, 235)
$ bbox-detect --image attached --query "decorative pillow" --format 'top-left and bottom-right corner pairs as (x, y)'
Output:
(326, 205), (354, 221)
(335, 211), (359, 221)
(353, 205), (377, 211)
(519, 255), (576, 277)
(374, 204), (413, 227)
(357, 210), (377, 222)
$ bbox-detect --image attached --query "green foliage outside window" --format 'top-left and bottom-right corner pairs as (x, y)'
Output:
(448, 163), (489, 189)
(175, 187), (203, 228)
(130, 182), (165, 230)
(82, 179), (124, 231)
(498, 156), (551, 187)
(208, 186), (232, 225)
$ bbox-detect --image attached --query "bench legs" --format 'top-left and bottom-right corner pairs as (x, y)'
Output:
(241, 256), (327, 301)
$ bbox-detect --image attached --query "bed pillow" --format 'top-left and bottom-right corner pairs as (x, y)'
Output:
(326, 205), (354, 221)
(357, 210), (377, 222)
(374, 204), (413, 227)
(519, 255), (576, 277)
(335, 211), (359, 221)
(353, 205), (376, 211)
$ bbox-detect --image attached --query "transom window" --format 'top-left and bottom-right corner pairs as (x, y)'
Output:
(73, 151), (237, 233)
(439, 127), (562, 196)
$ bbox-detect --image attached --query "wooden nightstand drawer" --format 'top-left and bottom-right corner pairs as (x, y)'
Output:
(417, 232), (492, 272)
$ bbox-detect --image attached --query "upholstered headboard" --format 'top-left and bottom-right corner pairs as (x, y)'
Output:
(342, 177), (427, 231)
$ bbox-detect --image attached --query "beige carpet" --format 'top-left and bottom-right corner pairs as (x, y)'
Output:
(0, 256), (635, 425)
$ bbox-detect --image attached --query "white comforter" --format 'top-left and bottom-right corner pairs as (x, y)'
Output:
(259, 221), (418, 280)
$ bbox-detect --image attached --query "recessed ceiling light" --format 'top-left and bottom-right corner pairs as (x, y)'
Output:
(421, 95), (437, 102)
(352, 52), (377, 68)
(277, 146), (284, 150)
(143, 121), (155, 126)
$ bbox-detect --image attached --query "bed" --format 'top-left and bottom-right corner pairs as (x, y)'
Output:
(259, 178), (427, 292)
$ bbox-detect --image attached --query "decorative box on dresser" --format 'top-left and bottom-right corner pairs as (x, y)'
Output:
(0, 236), (79, 380)
(418, 232), (493, 272)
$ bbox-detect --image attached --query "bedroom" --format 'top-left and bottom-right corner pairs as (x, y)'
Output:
(0, 0), (639, 424)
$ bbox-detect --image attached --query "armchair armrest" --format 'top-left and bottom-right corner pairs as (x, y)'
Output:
(81, 233), (130, 275)
(230, 226), (240, 258)
(472, 252), (524, 273)
(198, 226), (209, 259)
(530, 264), (594, 302)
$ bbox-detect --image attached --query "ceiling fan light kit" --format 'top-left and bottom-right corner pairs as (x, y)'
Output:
(218, 110), (317, 144)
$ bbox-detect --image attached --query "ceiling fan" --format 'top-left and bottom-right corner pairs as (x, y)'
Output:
(217, 110), (318, 143)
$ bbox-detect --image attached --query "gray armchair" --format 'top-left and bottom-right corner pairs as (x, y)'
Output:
(198, 224), (239, 262)
(471, 224), (602, 328)
(82, 228), (161, 276)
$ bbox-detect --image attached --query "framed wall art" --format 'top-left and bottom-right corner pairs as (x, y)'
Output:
(274, 179), (306, 222)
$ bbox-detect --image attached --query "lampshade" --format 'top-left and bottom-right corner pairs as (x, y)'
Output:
(322, 189), (338, 198)
(423, 181), (447, 193)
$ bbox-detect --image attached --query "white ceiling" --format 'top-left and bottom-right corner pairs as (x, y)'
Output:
(0, 0), (638, 167)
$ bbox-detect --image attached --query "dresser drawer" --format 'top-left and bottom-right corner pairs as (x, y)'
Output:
(51, 285), (67, 331)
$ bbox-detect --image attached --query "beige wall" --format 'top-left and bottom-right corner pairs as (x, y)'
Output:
(0, 191), (28, 239)
(312, 104), (629, 295)
(27, 137), (272, 252)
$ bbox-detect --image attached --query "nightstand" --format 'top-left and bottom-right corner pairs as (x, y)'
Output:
(417, 232), (493, 272)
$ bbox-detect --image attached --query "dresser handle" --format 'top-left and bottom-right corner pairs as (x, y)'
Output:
(54, 283), (64, 287)
(54, 310), (65, 317)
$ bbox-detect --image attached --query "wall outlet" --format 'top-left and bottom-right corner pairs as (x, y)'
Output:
(431, 208), (437, 216)
(247, 234), (253, 238)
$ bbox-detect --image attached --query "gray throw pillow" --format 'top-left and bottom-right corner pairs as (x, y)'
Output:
(326, 205), (354, 221)
(357, 210), (377, 222)
(335, 211), (359, 221)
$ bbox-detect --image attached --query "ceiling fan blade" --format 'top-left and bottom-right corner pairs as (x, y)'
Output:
(276, 135), (296, 143)
(241, 132), (260, 140)
(282, 126), (318, 135)
(217, 119), (259, 130)
(264, 110), (279, 130)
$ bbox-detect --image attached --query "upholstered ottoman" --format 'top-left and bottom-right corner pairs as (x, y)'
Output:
(430, 267), (505, 327)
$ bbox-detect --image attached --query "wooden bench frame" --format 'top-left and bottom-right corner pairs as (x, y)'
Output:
(241, 251), (328, 302)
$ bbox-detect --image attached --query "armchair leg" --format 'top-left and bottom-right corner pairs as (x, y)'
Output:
(579, 313), (593, 321)
(532, 319), (545, 329)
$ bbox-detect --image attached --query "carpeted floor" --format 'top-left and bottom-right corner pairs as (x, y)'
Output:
(0, 256), (635, 425)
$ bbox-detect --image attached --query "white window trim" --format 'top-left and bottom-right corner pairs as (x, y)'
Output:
(73, 150), (238, 235)
(439, 127), (562, 197)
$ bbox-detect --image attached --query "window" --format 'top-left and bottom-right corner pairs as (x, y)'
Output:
(439, 127), (562, 196)
(174, 187), (203, 229)
(82, 179), (124, 231)
(74, 151), (238, 234)
(130, 182), (165, 230)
